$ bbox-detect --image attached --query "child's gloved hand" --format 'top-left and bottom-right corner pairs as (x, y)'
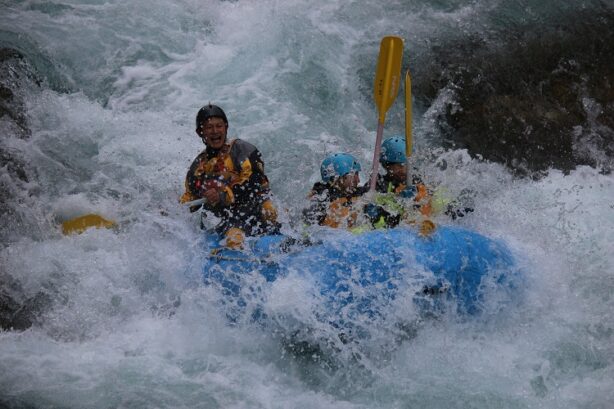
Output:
(400, 185), (417, 198)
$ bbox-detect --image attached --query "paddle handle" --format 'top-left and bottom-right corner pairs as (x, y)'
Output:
(183, 197), (207, 207)
(369, 121), (386, 192)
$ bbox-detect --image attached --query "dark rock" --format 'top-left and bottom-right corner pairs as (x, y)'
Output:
(0, 147), (28, 183)
(0, 48), (41, 245)
(10, 291), (53, 330)
(0, 48), (38, 138)
(0, 273), (26, 330)
(412, 5), (614, 176)
(0, 289), (21, 329)
(0, 272), (55, 331)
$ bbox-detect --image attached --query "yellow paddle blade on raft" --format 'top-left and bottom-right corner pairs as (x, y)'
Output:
(373, 36), (404, 124)
(61, 213), (117, 235)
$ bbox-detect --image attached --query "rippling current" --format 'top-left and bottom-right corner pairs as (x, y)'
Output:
(1, 1), (613, 408)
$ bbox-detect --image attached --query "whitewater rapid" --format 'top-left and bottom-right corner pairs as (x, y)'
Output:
(1, 1), (613, 408)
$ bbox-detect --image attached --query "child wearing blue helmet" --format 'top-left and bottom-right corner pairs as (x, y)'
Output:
(342, 135), (436, 233)
(374, 136), (473, 227)
(302, 153), (368, 228)
(377, 136), (432, 218)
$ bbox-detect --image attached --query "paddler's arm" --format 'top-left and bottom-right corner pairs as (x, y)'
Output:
(180, 178), (204, 212)
(363, 203), (400, 229)
(302, 183), (331, 226)
(180, 153), (209, 212)
(302, 199), (328, 226)
(227, 144), (271, 207)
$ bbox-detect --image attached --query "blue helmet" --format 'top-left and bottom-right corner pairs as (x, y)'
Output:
(320, 153), (361, 183)
(380, 136), (406, 164)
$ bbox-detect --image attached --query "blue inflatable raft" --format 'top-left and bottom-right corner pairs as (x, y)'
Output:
(202, 225), (522, 329)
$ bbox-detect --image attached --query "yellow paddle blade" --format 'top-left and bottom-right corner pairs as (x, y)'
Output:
(404, 69), (413, 157)
(373, 36), (404, 123)
(61, 213), (117, 235)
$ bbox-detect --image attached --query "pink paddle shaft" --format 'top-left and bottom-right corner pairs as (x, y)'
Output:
(369, 121), (385, 192)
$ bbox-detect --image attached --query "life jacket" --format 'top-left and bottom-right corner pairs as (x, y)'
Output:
(378, 176), (432, 218)
(181, 139), (278, 236)
(303, 182), (366, 229)
(182, 140), (248, 205)
(322, 196), (361, 229)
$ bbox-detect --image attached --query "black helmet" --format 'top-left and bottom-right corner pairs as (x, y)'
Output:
(195, 104), (228, 130)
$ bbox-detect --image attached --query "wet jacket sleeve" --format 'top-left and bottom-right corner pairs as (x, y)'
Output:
(228, 140), (271, 207)
(179, 152), (206, 212)
(302, 183), (330, 226)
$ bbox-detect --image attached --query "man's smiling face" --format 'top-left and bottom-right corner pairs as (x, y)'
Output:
(200, 117), (228, 149)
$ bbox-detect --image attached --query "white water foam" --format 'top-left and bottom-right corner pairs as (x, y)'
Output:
(1, 0), (612, 408)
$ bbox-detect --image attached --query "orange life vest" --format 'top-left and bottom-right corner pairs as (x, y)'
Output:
(387, 181), (432, 217)
(322, 196), (362, 228)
